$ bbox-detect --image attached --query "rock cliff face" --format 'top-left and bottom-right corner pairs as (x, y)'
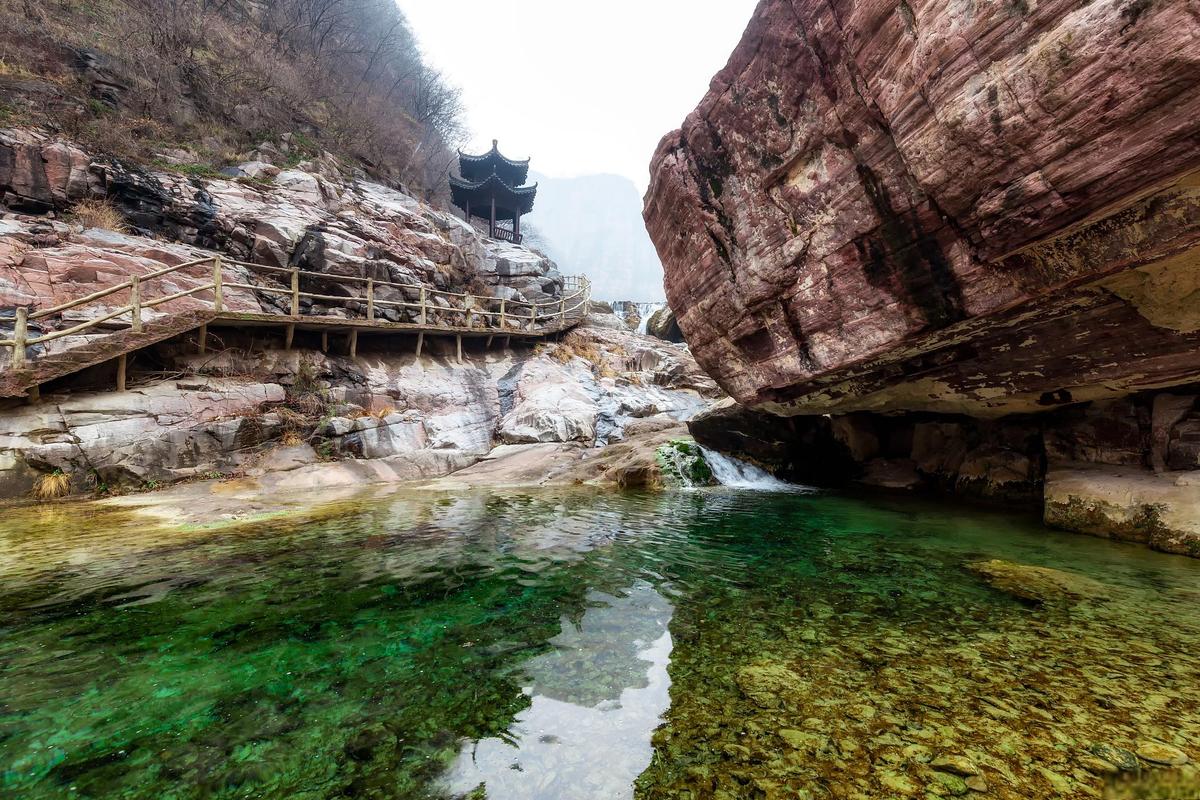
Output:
(644, 0), (1200, 418)
(0, 129), (565, 322)
(0, 319), (718, 499)
(0, 127), (723, 501)
(649, 0), (1200, 555)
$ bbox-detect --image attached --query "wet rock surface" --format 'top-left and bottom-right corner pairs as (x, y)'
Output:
(693, 389), (1200, 556)
(967, 559), (1114, 606)
(1044, 465), (1200, 557)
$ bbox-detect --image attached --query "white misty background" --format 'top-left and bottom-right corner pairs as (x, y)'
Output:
(525, 172), (666, 302)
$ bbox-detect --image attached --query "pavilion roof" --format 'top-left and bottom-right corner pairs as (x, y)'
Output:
(449, 172), (538, 217)
(458, 140), (531, 186)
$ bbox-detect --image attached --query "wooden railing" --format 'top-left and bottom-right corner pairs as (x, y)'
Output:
(1, 255), (590, 369)
(491, 227), (522, 245)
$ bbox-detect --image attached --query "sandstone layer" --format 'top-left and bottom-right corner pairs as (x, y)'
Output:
(645, 0), (1200, 418)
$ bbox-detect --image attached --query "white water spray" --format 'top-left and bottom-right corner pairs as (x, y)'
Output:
(636, 303), (666, 335)
(700, 447), (807, 492)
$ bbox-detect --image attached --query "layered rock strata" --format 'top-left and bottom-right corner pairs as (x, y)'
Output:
(649, 0), (1200, 553)
(644, 0), (1200, 416)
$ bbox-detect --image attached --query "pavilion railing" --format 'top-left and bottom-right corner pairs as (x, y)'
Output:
(490, 227), (522, 245)
(1, 255), (590, 369)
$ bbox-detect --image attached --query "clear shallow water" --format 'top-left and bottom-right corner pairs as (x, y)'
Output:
(1, 489), (1199, 800)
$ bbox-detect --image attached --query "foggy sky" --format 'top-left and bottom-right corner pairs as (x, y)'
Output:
(399, 0), (759, 192)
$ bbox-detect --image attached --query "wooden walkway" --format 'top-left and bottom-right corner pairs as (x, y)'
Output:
(0, 256), (590, 400)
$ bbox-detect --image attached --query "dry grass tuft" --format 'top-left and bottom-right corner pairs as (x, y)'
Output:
(289, 392), (325, 418)
(0, 57), (39, 80)
(280, 430), (305, 447)
(550, 334), (607, 372)
(373, 406), (397, 419)
(70, 199), (129, 233)
(276, 407), (310, 429)
(31, 469), (70, 500)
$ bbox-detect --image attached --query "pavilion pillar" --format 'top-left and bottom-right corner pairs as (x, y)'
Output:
(515, 211), (521, 239)
(490, 196), (496, 239)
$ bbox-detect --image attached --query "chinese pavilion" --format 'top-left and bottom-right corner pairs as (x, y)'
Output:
(449, 140), (538, 244)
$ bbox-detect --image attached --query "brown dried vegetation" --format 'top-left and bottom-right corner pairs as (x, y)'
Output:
(31, 469), (70, 500)
(69, 198), (128, 232)
(0, 0), (465, 196)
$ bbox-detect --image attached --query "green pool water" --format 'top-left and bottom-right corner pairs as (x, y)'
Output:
(1, 488), (1199, 800)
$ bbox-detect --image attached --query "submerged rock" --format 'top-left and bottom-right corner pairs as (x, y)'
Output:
(736, 662), (805, 710)
(1091, 743), (1141, 773)
(1135, 741), (1190, 766)
(929, 770), (969, 796)
(967, 560), (1113, 605)
(930, 755), (979, 777)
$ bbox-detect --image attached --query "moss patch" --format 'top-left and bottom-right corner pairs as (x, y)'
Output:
(654, 439), (716, 487)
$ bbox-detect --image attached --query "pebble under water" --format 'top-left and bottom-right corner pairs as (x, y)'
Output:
(1, 488), (1199, 800)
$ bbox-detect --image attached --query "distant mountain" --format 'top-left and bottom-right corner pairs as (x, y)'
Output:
(524, 173), (665, 302)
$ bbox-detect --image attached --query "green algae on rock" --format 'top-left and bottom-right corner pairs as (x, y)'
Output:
(653, 438), (716, 487)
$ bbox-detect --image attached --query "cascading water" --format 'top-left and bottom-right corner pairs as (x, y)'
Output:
(699, 447), (807, 491)
(636, 303), (666, 335)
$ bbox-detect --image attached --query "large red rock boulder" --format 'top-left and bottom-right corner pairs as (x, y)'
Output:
(645, 0), (1200, 418)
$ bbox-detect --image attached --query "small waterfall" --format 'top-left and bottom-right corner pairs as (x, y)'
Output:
(700, 447), (804, 491)
(636, 303), (666, 335)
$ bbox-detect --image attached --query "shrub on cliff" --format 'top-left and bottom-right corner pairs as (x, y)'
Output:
(68, 198), (128, 232)
(0, 0), (463, 198)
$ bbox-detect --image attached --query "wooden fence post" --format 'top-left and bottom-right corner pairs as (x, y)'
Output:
(499, 297), (507, 330)
(131, 275), (142, 333)
(419, 288), (427, 325)
(560, 296), (566, 328)
(530, 303), (536, 331)
(212, 256), (224, 313)
(349, 329), (358, 358)
(116, 353), (127, 392)
(366, 278), (374, 322)
(10, 306), (27, 369)
(290, 268), (300, 316)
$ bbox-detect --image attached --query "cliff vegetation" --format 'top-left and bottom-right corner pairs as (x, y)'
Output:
(0, 0), (463, 197)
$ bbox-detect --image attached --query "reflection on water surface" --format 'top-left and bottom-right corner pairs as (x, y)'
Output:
(1, 488), (1198, 799)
